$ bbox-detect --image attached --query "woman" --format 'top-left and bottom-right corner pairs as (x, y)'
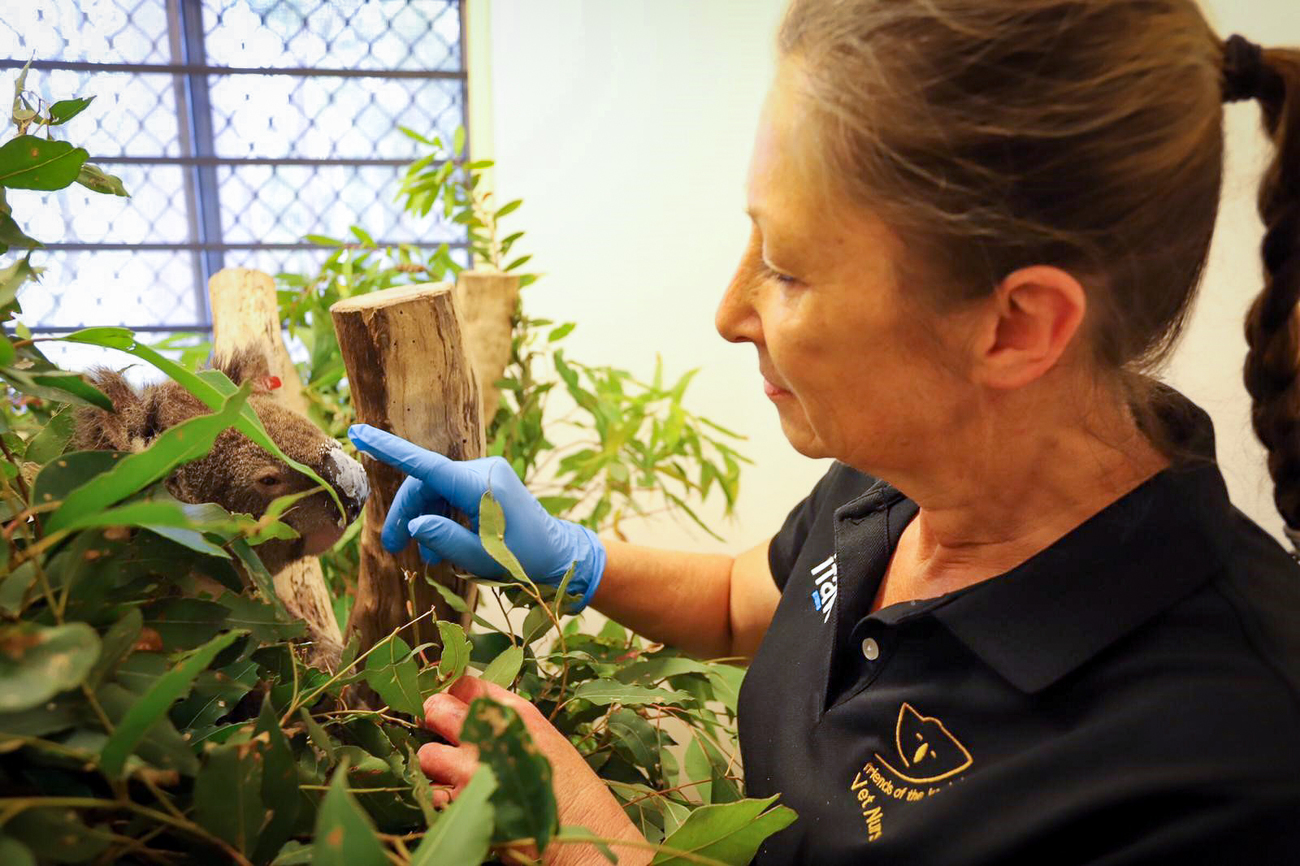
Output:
(350, 1), (1300, 862)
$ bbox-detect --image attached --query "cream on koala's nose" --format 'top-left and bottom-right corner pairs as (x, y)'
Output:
(324, 446), (370, 525)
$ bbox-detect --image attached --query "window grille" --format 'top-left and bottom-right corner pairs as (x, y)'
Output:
(1, 0), (469, 335)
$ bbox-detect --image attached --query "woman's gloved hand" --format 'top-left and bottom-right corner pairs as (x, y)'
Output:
(347, 425), (606, 611)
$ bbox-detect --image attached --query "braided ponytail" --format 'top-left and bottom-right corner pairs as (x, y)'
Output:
(1239, 38), (1300, 539)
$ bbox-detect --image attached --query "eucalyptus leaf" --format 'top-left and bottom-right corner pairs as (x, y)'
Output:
(99, 628), (245, 777)
(480, 645), (524, 688)
(47, 96), (94, 125)
(363, 634), (424, 716)
(652, 796), (797, 866)
(85, 607), (142, 690)
(571, 679), (689, 708)
(436, 620), (471, 683)
(0, 622), (100, 713)
(0, 210), (39, 250)
(460, 697), (557, 851)
(75, 163), (129, 196)
(312, 759), (389, 866)
(410, 765), (496, 866)
(0, 837), (35, 866)
(0, 135), (88, 190)
(22, 405), (75, 464)
(4, 807), (112, 863)
(193, 738), (265, 855)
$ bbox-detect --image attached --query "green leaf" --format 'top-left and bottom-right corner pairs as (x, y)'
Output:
(521, 603), (554, 646)
(47, 96), (94, 125)
(460, 697), (557, 852)
(0, 211), (40, 250)
(504, 254), (532, 272)
(0, 622), (100, 712)
(28, 372), (111, 410)
(22, 404), (75, 464)
(46, 383), (251, 533)
(194, 738), (265, 855)
(31, 450), (122, 507)
(453, 126), (466, 156)
(0, 837), (35, 866)
(614, 656), (712, 685)
(56, 500), (194, 534)
(4, 808), (112, 863)
(480, 645), (524, 688)
(495, 198), (522, 219)
(364, 634), (425, 716)
(301, 706), (336, 763)
(99, 628), (244, 777)
(477, 491), (532, 585)
(410, 765), (496, 866)
(571, 679), (690, 708)
(0, 256), (39, 308)
(85, 607), (142, 690)
(217, 592), (305, 643)
(313, 759), (389, 866)
(75, 163), (129, 196)
(0, 136), (89, 190)
(251, 699), (301, 863)
(652, 796), (797, 865)
(547, 322), (576, 342)
(436, 620), (471, 683)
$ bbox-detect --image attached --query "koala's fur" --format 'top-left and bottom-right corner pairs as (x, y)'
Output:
(73, 348), (368, 575)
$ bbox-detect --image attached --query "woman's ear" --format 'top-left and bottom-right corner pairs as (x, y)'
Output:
(970, 265), (1087, 390)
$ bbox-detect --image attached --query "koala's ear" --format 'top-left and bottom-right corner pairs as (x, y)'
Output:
(76, 368), (154, 450)
(214, 345), (270, 387)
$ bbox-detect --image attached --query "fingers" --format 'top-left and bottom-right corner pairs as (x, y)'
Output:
(423, 692), (470, 744)
(381, 475), (443, 553)
(348, 425), (485, 514)
(409, 516), (504, 577)
(417, 741), (478, 798)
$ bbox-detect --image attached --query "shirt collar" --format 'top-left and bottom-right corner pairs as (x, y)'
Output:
(894, 392), (1237, 694)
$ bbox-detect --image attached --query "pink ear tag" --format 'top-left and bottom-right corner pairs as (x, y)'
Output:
(261, 375), (282, 391)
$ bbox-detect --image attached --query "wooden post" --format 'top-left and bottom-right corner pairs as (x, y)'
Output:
(330, 284), (483, 652)
(208, 267), (345, 671)
(453, 270), (520, 421)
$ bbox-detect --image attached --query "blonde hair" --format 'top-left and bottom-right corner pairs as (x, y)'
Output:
(778, 0), (1300, 528)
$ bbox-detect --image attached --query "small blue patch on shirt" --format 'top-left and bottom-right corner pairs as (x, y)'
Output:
(811, 590), (823, 611)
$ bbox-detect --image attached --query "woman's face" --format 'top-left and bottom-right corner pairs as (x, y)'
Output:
(716, 66), (977, 474)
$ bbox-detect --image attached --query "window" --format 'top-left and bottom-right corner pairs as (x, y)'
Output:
(1, 0), (469, 335)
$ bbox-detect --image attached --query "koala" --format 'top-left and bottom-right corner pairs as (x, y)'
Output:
(72, 347), (369, 575)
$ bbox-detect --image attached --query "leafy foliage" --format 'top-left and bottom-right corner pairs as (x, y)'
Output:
(0, 69), (794, 864)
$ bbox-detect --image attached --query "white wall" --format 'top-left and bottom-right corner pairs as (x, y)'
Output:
(473, 0), (1300, 557)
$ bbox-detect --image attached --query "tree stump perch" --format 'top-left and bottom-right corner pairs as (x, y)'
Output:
(208, 267), (345, 671)
(453, 270), (520, 421)
(331, 283), (484, 652)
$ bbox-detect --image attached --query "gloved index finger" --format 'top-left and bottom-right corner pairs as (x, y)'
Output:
(348, 424), (485, 514)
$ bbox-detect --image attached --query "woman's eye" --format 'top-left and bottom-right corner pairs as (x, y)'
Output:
(762, 264), (800, 287)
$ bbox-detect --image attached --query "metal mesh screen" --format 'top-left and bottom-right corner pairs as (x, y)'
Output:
(1, 0), (468, 333)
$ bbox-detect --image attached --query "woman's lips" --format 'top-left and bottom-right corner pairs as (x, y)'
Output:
(763, 378), (792, 399)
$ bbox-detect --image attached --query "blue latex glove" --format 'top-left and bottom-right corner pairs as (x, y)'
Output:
(348, 424), (606, 612)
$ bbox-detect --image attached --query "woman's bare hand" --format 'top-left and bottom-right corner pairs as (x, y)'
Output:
(419, 674), (653, 866)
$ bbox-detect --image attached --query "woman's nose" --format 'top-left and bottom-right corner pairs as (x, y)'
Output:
(716, 247), (764, 345)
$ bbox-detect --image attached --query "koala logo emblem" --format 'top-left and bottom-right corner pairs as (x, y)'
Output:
(873, 703), (973, 784)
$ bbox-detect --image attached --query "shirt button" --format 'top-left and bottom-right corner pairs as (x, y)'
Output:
(861, 637), (880, 661)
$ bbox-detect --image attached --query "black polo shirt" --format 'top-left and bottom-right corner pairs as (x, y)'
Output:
(738, 397), (1300, 864)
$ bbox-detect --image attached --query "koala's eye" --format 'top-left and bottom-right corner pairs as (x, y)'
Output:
(256, 472), (282, 487)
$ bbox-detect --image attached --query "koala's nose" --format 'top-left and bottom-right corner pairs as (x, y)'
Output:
(324, 447), (370, 524)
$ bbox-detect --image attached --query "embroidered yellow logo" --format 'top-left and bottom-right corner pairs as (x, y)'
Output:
(872, 702), (973, 784)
